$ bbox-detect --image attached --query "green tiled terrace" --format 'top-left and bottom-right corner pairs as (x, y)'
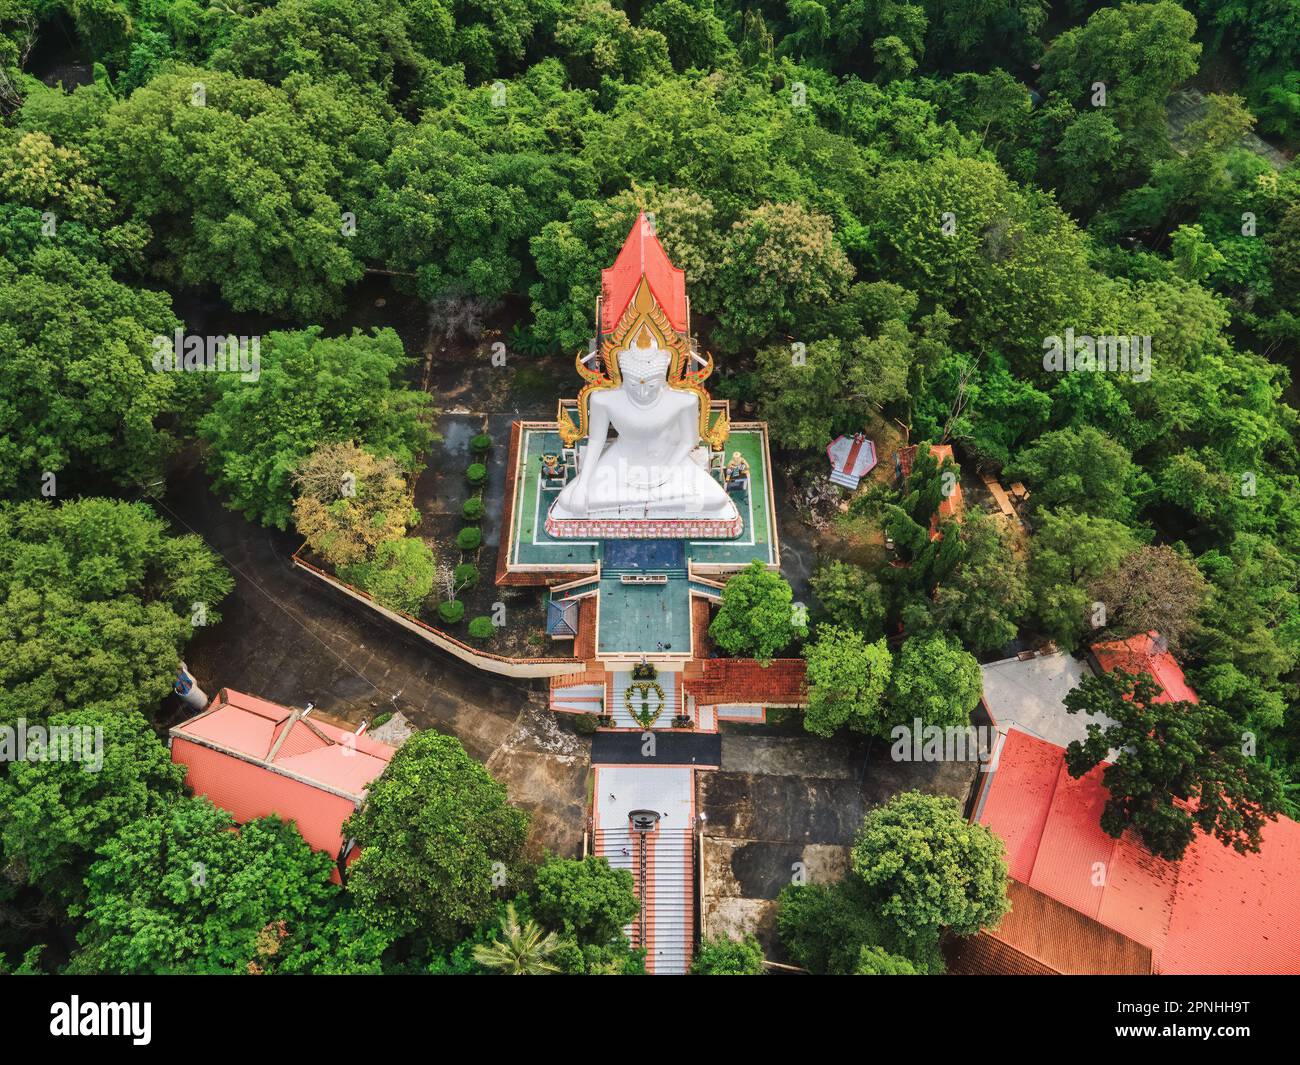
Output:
(508, 424), (776, 573)
(596, 576), (692, 656)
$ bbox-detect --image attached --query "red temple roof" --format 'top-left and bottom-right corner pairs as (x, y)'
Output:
(944, 880), (1153, 974)
(1091, 631), (1199, 704)
(896, 443), (964, 539)
(601, 211), (688, 334)
(170, 688), (395, 861)
(978, 728), (1300, 974)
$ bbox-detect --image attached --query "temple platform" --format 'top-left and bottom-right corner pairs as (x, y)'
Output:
(502, 420), (779, 579)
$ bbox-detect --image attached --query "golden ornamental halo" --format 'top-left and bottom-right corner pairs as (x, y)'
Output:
(558, 277), (729, 451)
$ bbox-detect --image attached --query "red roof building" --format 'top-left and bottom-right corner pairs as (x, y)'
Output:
(895, 443), (964, 539)
(1090, 631), (1199, 704)
(601, 212), (688, 335)
(945, 880), (1153, 975)
(976, 728), (1300, 974)
(170, 688), (395, 872)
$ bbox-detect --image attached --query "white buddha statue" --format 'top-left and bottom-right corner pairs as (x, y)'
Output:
(551, 330), (738, 523)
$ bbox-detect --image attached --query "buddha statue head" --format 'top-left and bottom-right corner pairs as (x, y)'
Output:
(618, 325), (672, 408)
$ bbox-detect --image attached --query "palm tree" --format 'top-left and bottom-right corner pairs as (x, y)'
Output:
(472, 903), (562, 975)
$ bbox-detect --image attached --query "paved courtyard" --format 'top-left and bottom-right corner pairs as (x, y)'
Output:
(699, 726), (983, 961)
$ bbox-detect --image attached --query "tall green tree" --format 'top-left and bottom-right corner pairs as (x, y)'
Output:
(1007, 425), (1138, 522)
(472, 902), (561, 975)
(709, 560), (807, 663)
(850, 791), (1010, 943)
(1027, 509), (1140, 649)
(1065, 670), (1285, 861)
(886, 634), (981, 731)
(343, 730), (529, 946)
(71, 798), (342, 975)
(532, 855), (639, 947)
(0, 708), (185, 908)
(199, 327), (434, 529)
(0, 243), (180, 498)
(714, 201), (854, 350)
(803, 625), (893, 738)
(95, 67), (382, 318)
(0, 498), (232, 728)
(931, 509), (1029, 653)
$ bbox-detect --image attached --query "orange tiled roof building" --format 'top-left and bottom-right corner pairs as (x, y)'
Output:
(170, 688), (395, 877)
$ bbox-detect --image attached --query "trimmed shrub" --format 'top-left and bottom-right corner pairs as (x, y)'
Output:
(462, 496), (485, 521)
(466, 463), (487, 486)
(457, 526), (482, 551)
(471, 432), (492, 454)
(438, 599), (465, 624)
(453, 562), (479, 589)
(338, 537), (435, 615)
(468, 616), (495, 640)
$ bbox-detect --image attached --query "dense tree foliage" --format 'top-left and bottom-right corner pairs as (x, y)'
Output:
(708, 559), (806, 662)
(4, 0), (1300, 973)
(850, 791), (1009, 943)
(885, 634), (982, 730)
(292, 442), (419, 568)
(199, 327), (434, 529)
(343, 730), (529, 946)
(779, 791), (1008, 974)
(803, 625), (892, 738)
(427, 855), (644, 975)
(692, 934), (765, 975)
(0, 499), (232, 728)
(1065, 670), (1285, 861)
(0, 240), (180, 498)
(0, 708), (185, 908)
(71, 798), (346, 974)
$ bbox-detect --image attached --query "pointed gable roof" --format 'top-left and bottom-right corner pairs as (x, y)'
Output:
(172, 688), (395, 800)
(601, 211), (688, 334)
(1091, 631), (1199, 704)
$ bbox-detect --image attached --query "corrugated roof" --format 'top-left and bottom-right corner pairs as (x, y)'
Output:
(601, 212), (688, 334)
(1091, 631), (1199, 704)
(171, 688), (395, 802)
(945, 881), (1152, 975)
(979, 729), (1300, 974)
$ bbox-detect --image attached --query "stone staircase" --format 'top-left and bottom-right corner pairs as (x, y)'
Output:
(594, 825), (694, 975)
(550, 670), (606, 715)
(609, 670), (679, 729)
(550, 682), (603, 714)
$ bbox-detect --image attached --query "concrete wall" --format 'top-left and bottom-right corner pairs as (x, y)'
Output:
(292, 554), (580, 680)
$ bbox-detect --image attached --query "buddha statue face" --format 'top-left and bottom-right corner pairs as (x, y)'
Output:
(618, 326), (672, 409)
(627, 375), (664, 408)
